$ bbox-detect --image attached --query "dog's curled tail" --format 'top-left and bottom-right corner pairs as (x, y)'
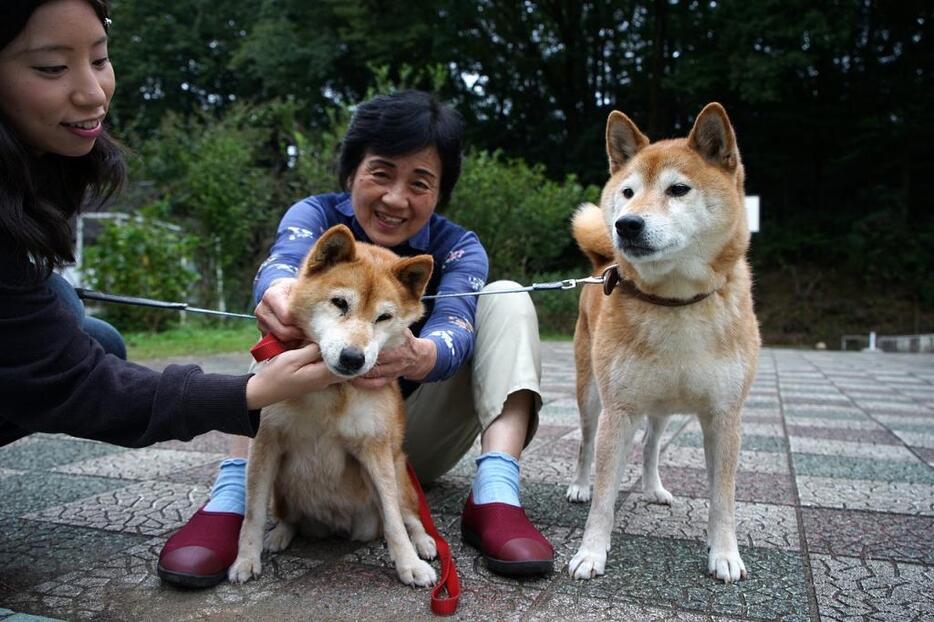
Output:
(572, 203), (614, 269)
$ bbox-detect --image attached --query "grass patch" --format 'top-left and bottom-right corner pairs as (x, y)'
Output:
(124, 321), (259, 360)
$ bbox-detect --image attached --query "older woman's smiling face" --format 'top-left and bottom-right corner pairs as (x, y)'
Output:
(349, 147), (442, 248)
(0, 0), (114, 157)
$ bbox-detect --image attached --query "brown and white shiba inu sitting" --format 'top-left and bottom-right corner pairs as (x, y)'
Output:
(228, 224), (438, 587)
(566, 103), (760, 583)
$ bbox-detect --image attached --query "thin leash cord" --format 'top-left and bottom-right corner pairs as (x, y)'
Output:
(75, 271), (607, 318)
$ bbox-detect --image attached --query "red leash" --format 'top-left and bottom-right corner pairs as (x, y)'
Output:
(406, 460), (461, 615)
(250, 334), (460, 615)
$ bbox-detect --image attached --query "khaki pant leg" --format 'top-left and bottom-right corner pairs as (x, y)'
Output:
(403, 280), (543, 483)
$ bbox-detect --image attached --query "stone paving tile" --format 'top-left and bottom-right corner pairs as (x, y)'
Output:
(151, 430), (235, 454)
(671, 432), (788, 454)
(161, 460), (224, 487)
(523, 424), (577, 456)
(0, 467), (23, 479)
(526, 593), (739, 621)
(660, 447), (789, 475)
(0, 471), (131, 520)
(788, 436), (921, 461)
(526, 437), (581, 462)
(781, 405), (867, 418)
(872, 414), (934, 429)
(0, 518), (148, 596)
(521, 453), (642, 491)
(784, 424), (901, 444)
(892, 430), (934, 449)
(52, 448), (225, 481)
(617, 496), (800, 551)
(802, 508), (934, 564)
(792, 453), (934, 484)
(233, 559), (536, 622)
(340, 514), (564, 621)
(23, 480), (210, 536)
(915, 447), (934, 466)
(2, 538), (319, 622)
(553, 534), (810, 621)
(810, 554), (934, 621)
(857, 400), (933, 415)
(741, 411), (784, 424)
(783, 415), (886, 431)
(796, 476), (934, 516)
(0, 436), (126, 471)
(653, 466), (797, 505)
(3, 346), (933, 621)
(781, 395), (854, 407)
(537, 403), (581, 426)
(744, 396), (781, 409)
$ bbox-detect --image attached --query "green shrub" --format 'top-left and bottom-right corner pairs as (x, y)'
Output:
(525, 270), (588, 337)
(134, 104), (290, 311)
(446, 150), (599, 282)
(83, 207), (198, 332)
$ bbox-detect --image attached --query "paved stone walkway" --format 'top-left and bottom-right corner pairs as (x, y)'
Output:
(2, 344), (933, 621)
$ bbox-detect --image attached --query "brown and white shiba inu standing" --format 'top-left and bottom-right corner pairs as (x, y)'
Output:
(229, 224), (439, 587)
(566, 103), (760, 583)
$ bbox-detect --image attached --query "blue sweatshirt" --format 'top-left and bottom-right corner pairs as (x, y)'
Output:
(253, 193), (489, 386)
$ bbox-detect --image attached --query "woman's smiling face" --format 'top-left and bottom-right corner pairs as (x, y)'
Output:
(0, 0), (114, 157)
(349, 147), (442, 248)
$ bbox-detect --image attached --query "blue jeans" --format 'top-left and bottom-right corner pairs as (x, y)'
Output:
(48, 273), (127, 360)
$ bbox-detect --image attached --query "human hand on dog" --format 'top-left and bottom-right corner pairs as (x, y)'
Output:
(245, 343), (341, 409)
(255, 278), (305, 342)
(351, 329), (437, 390)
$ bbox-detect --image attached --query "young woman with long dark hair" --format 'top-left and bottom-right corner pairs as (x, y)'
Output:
(0, 1), (337, 457)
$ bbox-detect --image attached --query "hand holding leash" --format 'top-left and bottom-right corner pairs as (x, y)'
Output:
(255, 278), (304, 342)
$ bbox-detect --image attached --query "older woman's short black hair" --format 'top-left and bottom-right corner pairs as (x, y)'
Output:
(338, 90), (465, 207)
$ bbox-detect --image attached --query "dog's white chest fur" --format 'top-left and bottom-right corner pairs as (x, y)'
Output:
(260, 388), (395, 534)
(601, 303), (750, 415)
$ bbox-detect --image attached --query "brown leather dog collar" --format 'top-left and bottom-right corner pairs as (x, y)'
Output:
(601, 264), (713, 307)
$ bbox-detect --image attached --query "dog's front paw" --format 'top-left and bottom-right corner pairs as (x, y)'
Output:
(568, 547), (606, 580)
(396, 558), (437, 587)
(643, 485), (674, 505)
(566, 483), (592, 503)
(228, 553), (262, 584)
(263, 521), (296, 553)
(412, 533), (438, 560)
(707, 547), (747, 583)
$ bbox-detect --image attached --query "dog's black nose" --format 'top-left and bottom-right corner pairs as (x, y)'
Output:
(338, 347), (366, 372)
(616, 215), (645, 239)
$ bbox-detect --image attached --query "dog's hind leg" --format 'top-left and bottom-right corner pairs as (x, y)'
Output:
(567, 322), (600, 502)
(264, 491), (298, 553)
(642, 415), (673, 505)
(698, 408), (746, 583)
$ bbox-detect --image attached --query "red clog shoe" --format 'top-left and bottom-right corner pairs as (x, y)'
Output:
(461, 494), (554, 576)
(157, 506), (243, 588)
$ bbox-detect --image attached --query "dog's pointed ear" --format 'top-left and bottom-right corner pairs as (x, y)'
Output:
(606, 111), (649, 175)
(393, 255), (434, 300)
(304, 224), (356, 274)
(688, 103), (739, 171)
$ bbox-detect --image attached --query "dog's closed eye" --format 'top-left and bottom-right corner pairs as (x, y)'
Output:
(331, 297), (349, 314)
(666, 183), (691, 197)
(376, 313), (393, 323)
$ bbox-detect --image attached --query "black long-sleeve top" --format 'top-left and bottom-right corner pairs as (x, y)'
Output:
(0, 243), (260, 448)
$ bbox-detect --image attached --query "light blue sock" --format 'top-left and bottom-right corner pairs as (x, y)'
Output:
(472, 451), (521, 507)
(203, 458), (247, 514)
